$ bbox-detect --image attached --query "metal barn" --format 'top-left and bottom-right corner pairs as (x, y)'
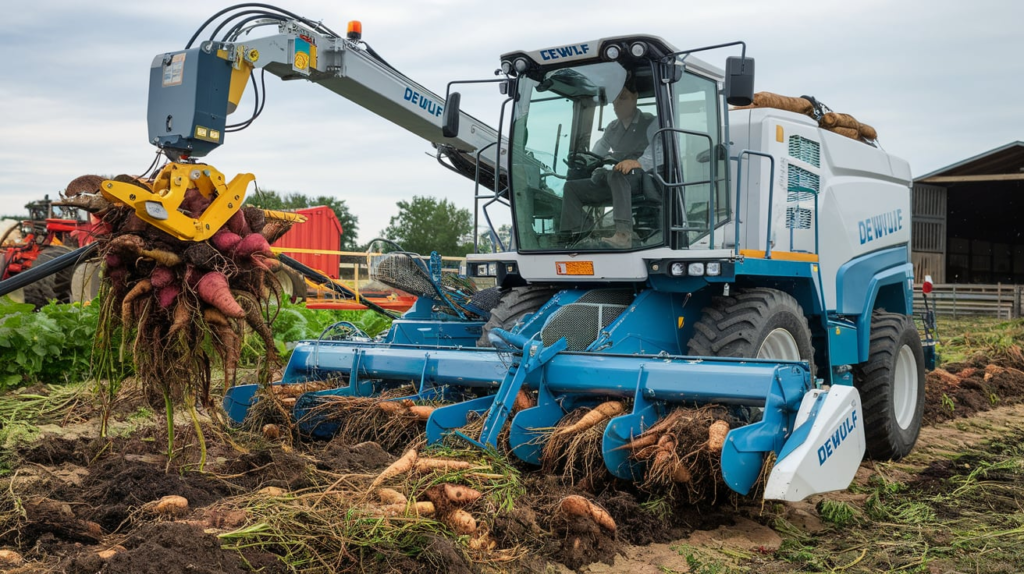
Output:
(911, 141), (1024, 284)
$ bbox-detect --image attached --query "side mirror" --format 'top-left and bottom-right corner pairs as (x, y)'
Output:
(724, 56), (755, 106)
(442, 92), (461, 138)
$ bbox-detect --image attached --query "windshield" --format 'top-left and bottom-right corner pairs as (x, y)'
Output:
(509, 61), (723, 252)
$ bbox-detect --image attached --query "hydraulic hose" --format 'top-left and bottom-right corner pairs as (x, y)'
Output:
(0, 243), (98, 299)
(278, 254), (399, 319)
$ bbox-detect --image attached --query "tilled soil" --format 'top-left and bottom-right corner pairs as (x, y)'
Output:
(2, 352), (1024, 573)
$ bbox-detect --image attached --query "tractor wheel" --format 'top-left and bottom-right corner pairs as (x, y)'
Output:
(853, 312), (925, 461)
(23, 245), (74, 308)
(71, 258), (103, 303)
(688, 288), (815, 369)
(476, 285), (558, 347)
(274, 267), (308, 303)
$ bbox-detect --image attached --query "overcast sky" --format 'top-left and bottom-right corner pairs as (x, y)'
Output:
(1, 0), (1021, 245)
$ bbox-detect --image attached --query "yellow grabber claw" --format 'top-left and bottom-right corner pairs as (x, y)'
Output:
(100, 163), (255, 242)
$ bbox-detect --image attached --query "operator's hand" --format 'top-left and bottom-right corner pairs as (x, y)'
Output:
(614, 159), (642, 174)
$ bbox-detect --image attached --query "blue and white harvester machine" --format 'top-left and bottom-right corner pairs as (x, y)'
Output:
(121, 9), (934, 503)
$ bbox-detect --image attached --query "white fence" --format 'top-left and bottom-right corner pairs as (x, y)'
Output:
(913, 284), (1023, 320)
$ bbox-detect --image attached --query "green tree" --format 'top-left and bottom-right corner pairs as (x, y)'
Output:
(248, 189), (360, 250)
(381, 196), (472, 256)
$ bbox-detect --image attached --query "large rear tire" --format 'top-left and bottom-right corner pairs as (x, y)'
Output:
(476, 286), (558, 347)
(688, 288), (815, 369)
(71, 258), (103, 303)
(23, 245), (74, 308)
(853, 312), (925, 461)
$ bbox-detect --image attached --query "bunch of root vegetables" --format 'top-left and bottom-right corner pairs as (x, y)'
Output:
(540, 400), (736, 499)
(59, 174), (295, 461)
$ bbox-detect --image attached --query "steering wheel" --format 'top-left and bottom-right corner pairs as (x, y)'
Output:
(564, 151), (615, 175)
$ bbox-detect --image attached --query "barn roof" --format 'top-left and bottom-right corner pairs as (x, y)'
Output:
(916, 141), (1024, 184)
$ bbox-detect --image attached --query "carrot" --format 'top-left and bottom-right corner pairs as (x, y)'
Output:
(0, 549), (23, 566)
(445, 509), (477, 535)
(378, 401), (409, 414)
(369, 448), (418, 491)
(201, 304), (240, 388)
(196, 272), (245, 318)
(407, 405), (436, 421)
(153, 495), (189, 516)
(557, 495), (616, 533)
(151, 266), (175, 289)
(139, 248), (182, 267)
(513, 389), (535, 412)
(441, 484), (482, 506)
(671, 463), (692, 483)
(622, 432), (661, 451)
(415, 458), (474, 474)
(707, 420), (730, 452)
(262, 424), (281, 440)
(106, 233), (145, 256)
(121, 279), (153, 325)
(260, 220), (291, 244)
(377, 488), (407, 505)
(381, 501), (435, 517)
(554, 401), (625, 437)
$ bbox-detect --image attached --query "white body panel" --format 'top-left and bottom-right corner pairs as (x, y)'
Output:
(728, 109), (912, 309)
(764, 385), (866, 501)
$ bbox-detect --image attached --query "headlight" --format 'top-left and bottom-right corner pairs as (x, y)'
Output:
(604, 45), (620, 60)
(629, 42), (647, 57)
(706, 262), (721, 276)
(476, 264), (489, 276)
(669, 262), (686, 276)
(687, 262), (705, 276)
(500, 60), (512, 75)
(487, 263), (497, 276)
(513, 58), (529, 74)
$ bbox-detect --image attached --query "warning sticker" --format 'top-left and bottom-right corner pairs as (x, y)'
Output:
(555, 261), (594, 276)
(163, 53), (186, 87)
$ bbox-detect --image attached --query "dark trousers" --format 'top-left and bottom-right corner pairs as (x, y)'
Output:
(560, 169), (642, 234)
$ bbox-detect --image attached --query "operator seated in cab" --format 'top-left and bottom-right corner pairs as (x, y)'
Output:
(560, 79), (657, 249)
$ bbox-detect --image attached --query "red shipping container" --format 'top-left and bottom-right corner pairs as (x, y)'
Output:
(272, 206), (344, 279)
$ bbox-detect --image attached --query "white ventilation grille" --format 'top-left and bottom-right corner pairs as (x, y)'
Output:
(786, 207), (813, 230)
(788, 135), (821, 167)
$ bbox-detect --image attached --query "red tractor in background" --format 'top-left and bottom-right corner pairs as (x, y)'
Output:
(0, 196), (96, 308)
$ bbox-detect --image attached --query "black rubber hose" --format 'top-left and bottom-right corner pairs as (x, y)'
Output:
(278, 254), (399, 319)
(0, 243), (98, 299)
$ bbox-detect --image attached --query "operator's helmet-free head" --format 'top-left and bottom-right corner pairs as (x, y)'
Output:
(612, 77), (639, 123)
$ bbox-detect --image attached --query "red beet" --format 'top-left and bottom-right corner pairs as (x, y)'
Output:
(211, 229), (243, 254)
(233, 233), (273, 259)
(225, 209), (251, 236)
(156, 285), (181, 308)
(105, 253), (122, 268)
(151, 266), (175, 289)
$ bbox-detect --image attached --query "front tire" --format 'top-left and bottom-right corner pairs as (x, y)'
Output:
(24, 245), (74, 308)
(854, 312), (925, 461)
(688, 288), (815, 369)
(476, 286), (557, 347)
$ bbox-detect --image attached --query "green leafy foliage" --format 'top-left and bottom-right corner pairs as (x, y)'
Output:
(381, 195), (473, 257)
(0, 299), (103, 390)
